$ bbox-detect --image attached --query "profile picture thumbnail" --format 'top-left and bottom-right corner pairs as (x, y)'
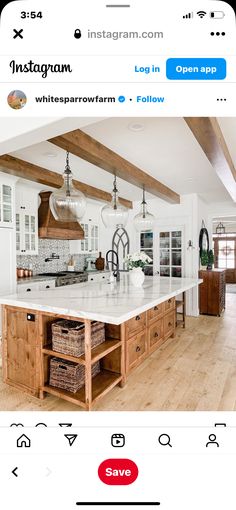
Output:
(7, 90), (27, 110)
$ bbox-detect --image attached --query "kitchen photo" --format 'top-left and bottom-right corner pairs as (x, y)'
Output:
(0, 116), (235, 412)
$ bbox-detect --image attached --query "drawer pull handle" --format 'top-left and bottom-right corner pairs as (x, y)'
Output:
(136, 346), (141, 352)
(154, 332), (159, 338)
(154, 306), (158, 311)
(26, 288), (31, 292)
(136, 315), (141, 321)
(46, 285), (50, 289)
(168, 322), (172, 327)
(168, 299), (172, 303)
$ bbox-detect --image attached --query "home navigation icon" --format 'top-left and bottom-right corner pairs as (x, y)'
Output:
(17, 434), (31, 448)
(65, 434), (78, 446)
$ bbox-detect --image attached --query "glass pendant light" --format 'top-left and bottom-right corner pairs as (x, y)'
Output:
(49, 151), (86, 222)
(134, 187), (155, 232)
(101, 175), (128, 228)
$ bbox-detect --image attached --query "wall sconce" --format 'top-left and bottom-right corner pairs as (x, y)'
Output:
(215, 222), (225, 234)
(187, 240), (196, 250)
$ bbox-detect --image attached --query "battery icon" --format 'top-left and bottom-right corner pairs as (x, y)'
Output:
(210, 11), (225, 19)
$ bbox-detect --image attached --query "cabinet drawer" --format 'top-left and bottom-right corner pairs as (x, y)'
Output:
(88, 273), (107, 283)
(126, 331), (147, 372)
(17, 283), (39, 294)
(148, 319), (164, 351)
(163, 311), (175, 337)
(148, 303), (164, 322)
(38, 280), (56, 290)
(164, 297), (175, 312)
(125, 312), (146, 337)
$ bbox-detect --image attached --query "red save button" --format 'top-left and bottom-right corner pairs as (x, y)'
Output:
(98, 459), (139, 485)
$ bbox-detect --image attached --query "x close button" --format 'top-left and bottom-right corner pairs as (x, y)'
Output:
(13, 29), (24, 39)
(98, 459), (139, 485)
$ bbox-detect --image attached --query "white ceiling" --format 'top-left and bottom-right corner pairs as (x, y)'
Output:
(4, 117), (236, 204)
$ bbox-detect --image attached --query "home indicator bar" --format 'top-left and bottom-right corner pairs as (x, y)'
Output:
(76, 504), (161, 506)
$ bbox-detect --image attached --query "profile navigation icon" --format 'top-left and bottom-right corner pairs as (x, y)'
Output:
(111, 434), (125, 447)
(65, 434), (78, 446)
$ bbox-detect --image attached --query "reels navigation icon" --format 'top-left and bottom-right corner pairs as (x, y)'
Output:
(111, 434), (125, 447)
(74, 29), (82, 39)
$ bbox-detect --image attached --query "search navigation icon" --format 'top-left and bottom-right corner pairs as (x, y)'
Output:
(158, 434), (172, 447)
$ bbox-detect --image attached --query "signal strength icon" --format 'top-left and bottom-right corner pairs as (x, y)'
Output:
(183, 12), (193, 19)
(197, 10), (207, 18)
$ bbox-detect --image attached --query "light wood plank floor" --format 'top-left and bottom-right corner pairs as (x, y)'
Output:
(1, 292), (236, 411)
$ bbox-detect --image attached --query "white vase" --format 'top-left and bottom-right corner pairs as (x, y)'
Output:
(129, 267), (145, 287)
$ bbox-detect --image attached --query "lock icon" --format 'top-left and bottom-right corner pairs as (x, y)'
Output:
(74, 29), (82, 39)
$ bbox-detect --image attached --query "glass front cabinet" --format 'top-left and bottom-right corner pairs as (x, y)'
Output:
(70, 219), (99, 255)
(80, 221), (99, 253)
(159, 230), (183, 277)
(16, 187), (38, 255)
(140, 231), (154, 275)
(0, 182), (14, 227)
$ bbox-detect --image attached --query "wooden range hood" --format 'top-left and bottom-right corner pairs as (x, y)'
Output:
(38, 191), (84, 240)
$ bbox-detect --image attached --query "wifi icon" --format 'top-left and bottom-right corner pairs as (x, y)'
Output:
(197, 10), (207, 18)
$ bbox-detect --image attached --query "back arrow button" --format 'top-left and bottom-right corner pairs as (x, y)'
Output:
(12, 467), (18, 477)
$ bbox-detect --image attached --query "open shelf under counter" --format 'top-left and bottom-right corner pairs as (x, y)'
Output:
(42, 338), (122, 365)
(40, 314), (125, 409)
(43, 369), (122, 408)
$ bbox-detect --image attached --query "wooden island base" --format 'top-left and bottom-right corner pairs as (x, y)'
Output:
(2, 297), (175, 410)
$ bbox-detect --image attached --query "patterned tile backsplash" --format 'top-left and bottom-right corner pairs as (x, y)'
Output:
(17, 239), (87, 274)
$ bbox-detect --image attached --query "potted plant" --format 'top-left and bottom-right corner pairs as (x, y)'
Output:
(207, 249), (214, 270)
(124, 252), (152, 287)
(200, 249), (208, 269)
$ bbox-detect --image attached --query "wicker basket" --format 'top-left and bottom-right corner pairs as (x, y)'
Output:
(49, 357), (100, 393)
(51, 320), (105, 357)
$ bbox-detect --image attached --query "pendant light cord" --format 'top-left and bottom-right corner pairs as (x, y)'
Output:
(65, 151), (72, 197)
(113, 175), (118, 210)
(141, 187), (147, 218)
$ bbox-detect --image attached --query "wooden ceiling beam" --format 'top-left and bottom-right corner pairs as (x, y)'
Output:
(0, 154), (133, 209)
(49, 129), (180, 204)
(184, 117), (236, 202)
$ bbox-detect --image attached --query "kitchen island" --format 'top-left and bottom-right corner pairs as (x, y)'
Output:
(0, 275), (201, 410)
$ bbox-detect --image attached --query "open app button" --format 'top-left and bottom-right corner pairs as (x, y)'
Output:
(166, 58), (227, 80)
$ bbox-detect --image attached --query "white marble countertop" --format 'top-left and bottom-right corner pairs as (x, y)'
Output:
(0, 275), (202, 325)
(17, 275), (57, 285)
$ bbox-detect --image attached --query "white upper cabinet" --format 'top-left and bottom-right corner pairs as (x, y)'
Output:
(0, 176), (15, 228)
(70, 203), (100, 254)
(16, 186), (39, 255)
(70, 219), (99, 254)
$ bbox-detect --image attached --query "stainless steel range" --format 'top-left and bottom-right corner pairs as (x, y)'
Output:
(38, 271), (88, 287)
(56, 271), (88, 287)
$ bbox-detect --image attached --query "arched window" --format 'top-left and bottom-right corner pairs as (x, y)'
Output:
(112, 228), (130, 270)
